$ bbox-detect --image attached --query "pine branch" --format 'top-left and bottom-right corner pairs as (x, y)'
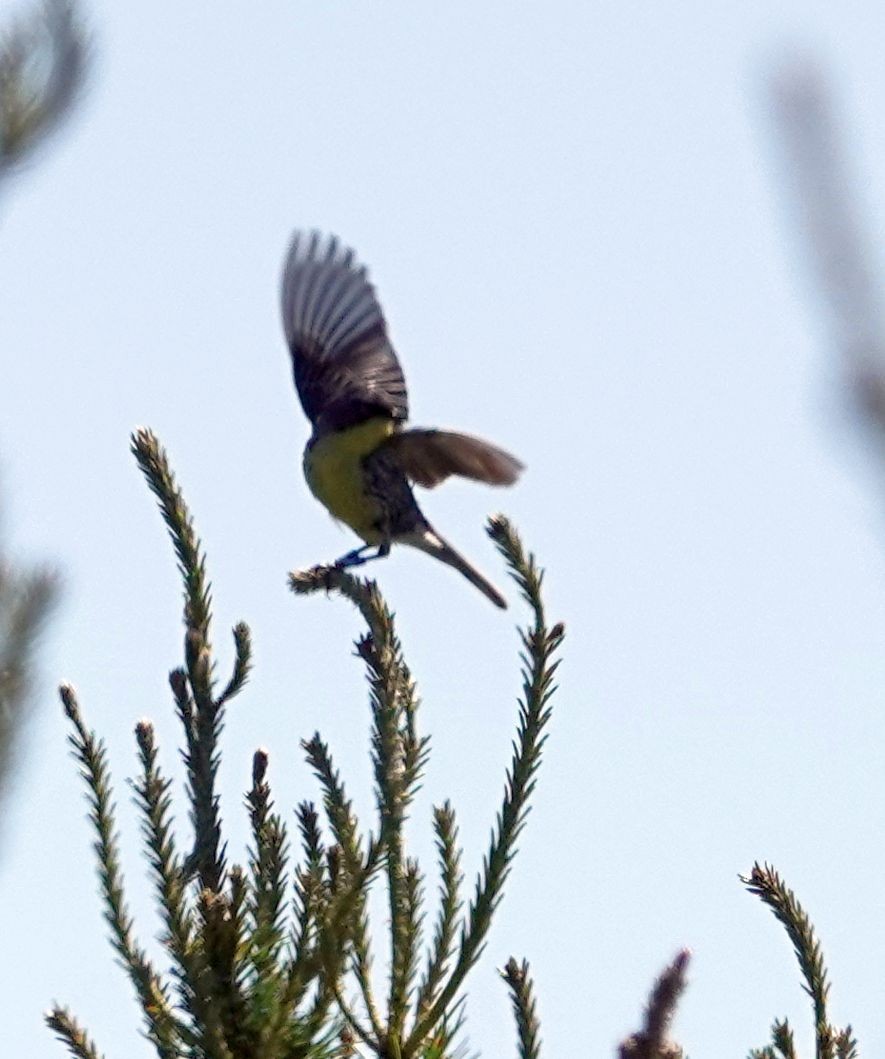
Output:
(247, 748), (289, 976)
(130, 431), (258, 1058)
(417, 1000), (466, 1059)
(277, 800), (330, 1040)
(501, 958), (542, 1059)
(301, 734), (384, 1040)
(348, 890), (384, 1043)
(218, 623), (253, 708)
(288, 566), (380, 636)
(390, 856), (424, 1038)
(291, 518), (561, 1059)
(292, 800), (325, 963)
(404, 518), (563, 1054)
(742, 862), (834, 1058)
(315, 834), (389, 1050)
(835, 1027), (858, 1059)
(281, 984), (340, 1058)
(767, 61), (885, 452)
(55, 430), (356, 1059)
(327, 862), (385, 1046)
(354, 622), (411, 1045)
(192, 886), (242, 1059)
(132, 718), (192, 970)
(414, 802), (462, 1017)
(294, 516), (563, 1054)
(245, 748), (292, 1052)
(130, 428), (212, 639)
(618, 949), (689, 1059)
(398, 663), (430, 799)
(245, 797), (329, 1059)
(169, 668), (196, 760)
(772, 1019), (797, 1059)
(60, 685), (182, 1059)
(45, 1006), (106, 1059)
(290, 568), (420, 848)
(132, 719), (234, 1058)
(0, 561), (56, 804)
(293, 551), (438, 1055)
(302, 735), (365, 872)
(131, 428), (232, 893)
(330, 984), (375, 1053)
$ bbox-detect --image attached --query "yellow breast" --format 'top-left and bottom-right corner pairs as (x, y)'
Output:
(303, 417), (396, 543)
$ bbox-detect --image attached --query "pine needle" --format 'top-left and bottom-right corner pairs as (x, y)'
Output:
(59, 685), (182, 1058)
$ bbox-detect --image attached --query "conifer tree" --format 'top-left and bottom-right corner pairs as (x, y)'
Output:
(48, 429), (564, 1059)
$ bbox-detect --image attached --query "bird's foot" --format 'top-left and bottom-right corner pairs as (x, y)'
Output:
(333, 545), (370, 568)
(333, 542), (390, 569)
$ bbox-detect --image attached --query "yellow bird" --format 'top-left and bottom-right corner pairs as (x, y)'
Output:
(281, 231), (524, 608)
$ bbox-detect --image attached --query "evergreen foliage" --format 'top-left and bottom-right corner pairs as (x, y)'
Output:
(49, 429), (564, 1059)
(47, 429), (863, 1059)
(3, 11), (873, 1055)
(743, 864), (857, 1059)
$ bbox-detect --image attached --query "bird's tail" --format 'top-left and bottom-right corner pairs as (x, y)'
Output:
(383, 429), (523, 490)
(402, 528), (507, 609)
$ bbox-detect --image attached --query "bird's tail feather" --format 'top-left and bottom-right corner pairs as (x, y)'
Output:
(402, 528), (507, 609)
(383, 429), (524, 489)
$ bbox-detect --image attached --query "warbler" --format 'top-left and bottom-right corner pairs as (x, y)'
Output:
(281, 231), (524, 609)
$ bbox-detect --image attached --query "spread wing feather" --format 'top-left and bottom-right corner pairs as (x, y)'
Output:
(281, 231), (409, 429)
(381, 429), (524, 489)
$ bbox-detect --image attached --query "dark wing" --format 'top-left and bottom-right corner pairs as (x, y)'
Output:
(281, 231), (409, 429)
(381, 429), (524, 489)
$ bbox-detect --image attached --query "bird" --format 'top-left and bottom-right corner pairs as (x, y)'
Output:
(280, 230), (524, 609)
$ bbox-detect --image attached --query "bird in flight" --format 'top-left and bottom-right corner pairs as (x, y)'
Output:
(281, 231), (524, 609)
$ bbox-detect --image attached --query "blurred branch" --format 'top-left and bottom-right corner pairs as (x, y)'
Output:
(0, 0), (83, 842)
(618, 950), (689, 1059)
(767, 59), (885, 446)
(0, 0), (86, 177)
(0, 521), (57, 818)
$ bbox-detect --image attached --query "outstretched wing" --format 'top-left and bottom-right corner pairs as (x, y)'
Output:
(381, 429), (524, 489)
(281, 231), (409, 430)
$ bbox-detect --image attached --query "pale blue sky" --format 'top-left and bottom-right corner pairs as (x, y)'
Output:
(4, 1), (885, 1056)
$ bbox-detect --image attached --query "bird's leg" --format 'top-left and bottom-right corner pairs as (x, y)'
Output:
(333, 540), (391, 569)
(333, 544), (372, 568)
